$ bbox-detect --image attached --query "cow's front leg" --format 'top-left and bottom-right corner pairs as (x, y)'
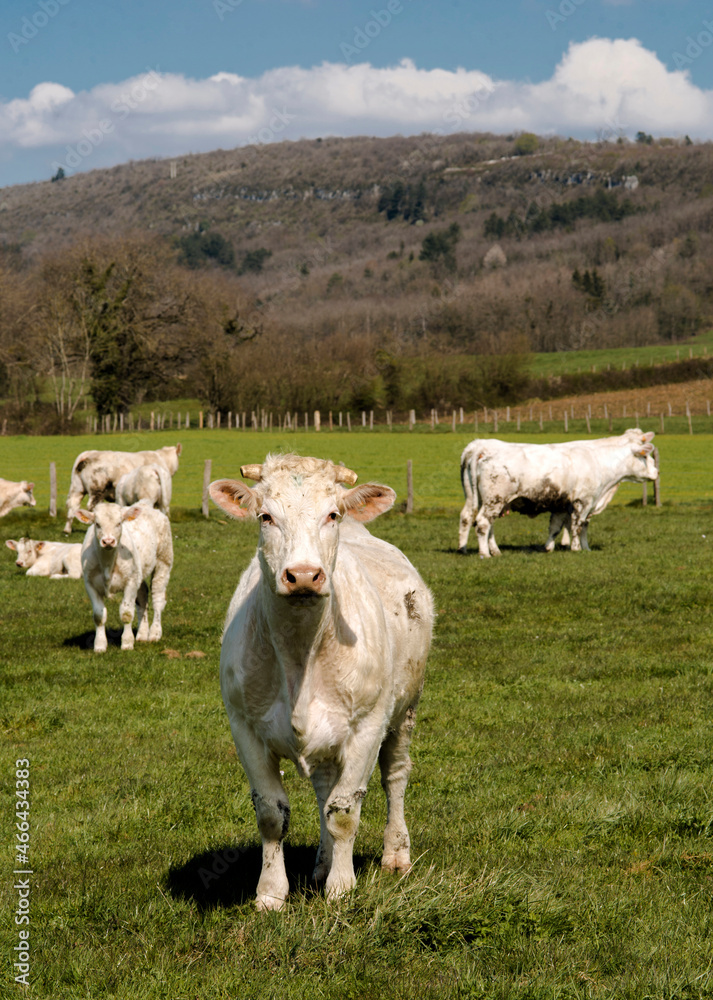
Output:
(230, 721), (290, 911)
(568, 503), (587, 552)
(85, 580), (108, 653)
(119, 583), (138, 650)
(322, 729), (383, 900)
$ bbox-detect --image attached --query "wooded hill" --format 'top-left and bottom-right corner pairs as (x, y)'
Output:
(1, 130), (712, 430)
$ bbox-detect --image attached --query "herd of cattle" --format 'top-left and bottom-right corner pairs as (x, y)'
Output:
(2, 429), (659, 909)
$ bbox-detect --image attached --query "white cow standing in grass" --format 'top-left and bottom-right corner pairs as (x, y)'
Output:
(210, 453), (433, 911)
(115, 463), (172, 516)
(64, 444), (181, 533)
(75, 502), (173, 652)
(0, 479), (36, 518)
(458, 433), (658, 557)
(6, 538), (82, 579)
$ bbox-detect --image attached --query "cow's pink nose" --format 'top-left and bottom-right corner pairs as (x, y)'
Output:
(282, 564), (326, 594)
(100, 537), (116, 548)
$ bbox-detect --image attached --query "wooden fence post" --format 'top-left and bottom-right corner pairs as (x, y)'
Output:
(347, 412), (352, 432)
(653, 447), (661, 507)
(452, 410), (456, 432)
(406, 460), (413, 515)
(49, 462), (57, 518)
(202, 459), (212, 519)
(314, 410), (321, 432)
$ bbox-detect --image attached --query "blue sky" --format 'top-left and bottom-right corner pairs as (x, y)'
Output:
(1, 0), (712, 187)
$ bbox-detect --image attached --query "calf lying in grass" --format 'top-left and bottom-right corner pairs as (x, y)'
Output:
(6, 537), (82, 578)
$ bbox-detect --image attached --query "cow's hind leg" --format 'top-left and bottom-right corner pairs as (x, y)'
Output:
(545, 512), (567, 552)
(458, 498), (474, 553)
(379, 705), (418, 873)
(135, 581), (150, 642)
(148, 545), (172, 641)
(476, 507), (500, 558)
(119, 581), (139, 650)
(310, 762), (339, 884)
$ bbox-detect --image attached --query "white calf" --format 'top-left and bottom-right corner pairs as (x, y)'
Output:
(210, 454), (433, 910)
(6, 538), (82, 579)
(75, 502), (173, 652)
(115, 463), (172, 516)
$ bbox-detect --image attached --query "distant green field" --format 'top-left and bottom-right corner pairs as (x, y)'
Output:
(527, 328), (713, 378)
(0, 427), (710, 527)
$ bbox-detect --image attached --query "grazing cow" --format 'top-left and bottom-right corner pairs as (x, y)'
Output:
(6, 538), (82, 579)
(0, 479), (36, 518)
(544, 430), (657, 551)
(63, 444), (182, 533)
(75, 502), (173, 652)
(210, 454), (433, 910)
(115, 463), (172, 516)
(458, 435), (658, 557)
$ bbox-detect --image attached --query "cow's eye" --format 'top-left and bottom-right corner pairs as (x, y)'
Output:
(259, 513), (273, 525)
(327, 511), (339, 522)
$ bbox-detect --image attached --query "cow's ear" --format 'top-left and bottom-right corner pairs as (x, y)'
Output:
(339, 483), (396, 522)
(121, 505), (143, 522)
(35, 542), (45, 552)
(642, 431), (655, 443)
(75, 509), (94, 524)
(175, 443), (182, 456)
(635, 443), (654, 457)
(6, 539), (17, 551)
(25, 482), (34, 491)
(209, 479), (258, 518)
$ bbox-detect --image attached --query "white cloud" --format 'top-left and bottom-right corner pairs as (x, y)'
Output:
(2, 39), (712, 181)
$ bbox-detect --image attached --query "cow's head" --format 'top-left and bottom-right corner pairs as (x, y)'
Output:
(628, 441), (658, 481)
(210, 454), (395, 601)
(5, 537), (39, 568)
(74, 502), (144, 548)
(20, 482), (36, 507)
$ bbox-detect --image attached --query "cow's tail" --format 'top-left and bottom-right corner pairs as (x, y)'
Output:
(458, 445), (480, 553)
(156, 464), (172, 516)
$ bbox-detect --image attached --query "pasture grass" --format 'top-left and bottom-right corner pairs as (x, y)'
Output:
(1, 435), (713, 998)
(1, 424), (712, 516)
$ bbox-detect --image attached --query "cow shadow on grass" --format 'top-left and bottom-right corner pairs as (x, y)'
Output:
(166, 843), (373, 910)
(63, 628), (124, 649)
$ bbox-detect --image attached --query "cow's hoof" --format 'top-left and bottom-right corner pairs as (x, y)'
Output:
(256, 894), (287, 912)
(382, 852), (412, 874)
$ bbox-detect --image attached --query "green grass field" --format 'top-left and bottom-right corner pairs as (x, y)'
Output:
(1, 421), (712, 515)
(1, 432), (712, 998)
